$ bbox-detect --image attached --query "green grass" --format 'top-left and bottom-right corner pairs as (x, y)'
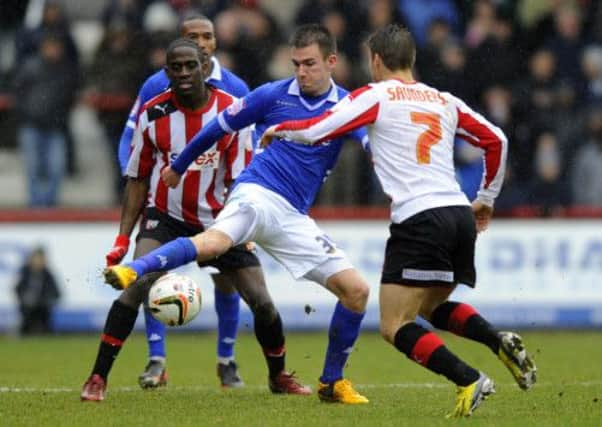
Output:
(1, 331), (601, 426)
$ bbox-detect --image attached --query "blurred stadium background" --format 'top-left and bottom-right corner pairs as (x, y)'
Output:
(1, 0), (602, 335)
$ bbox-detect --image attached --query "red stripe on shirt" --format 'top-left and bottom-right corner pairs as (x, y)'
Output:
(224, 134), (239, 185)
(154, 115), (171, 212)
(182, 114), (203, 225)
(137, 127), (155, 177)
(276, 86), (379, 143)
(456, 108), (502, 188)
(205, 169), (222, 218)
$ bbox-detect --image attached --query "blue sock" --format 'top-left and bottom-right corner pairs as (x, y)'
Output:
(215, 288), (240, 361)
(127, 237), (197, 277)
(144, 307), (166, 359)
(320, 302), (365, 384)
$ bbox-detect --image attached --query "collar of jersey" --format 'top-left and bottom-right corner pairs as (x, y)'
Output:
(206, 56), (222, 83)
(170, 88), (217, 115)
(287, 78), (339, 111)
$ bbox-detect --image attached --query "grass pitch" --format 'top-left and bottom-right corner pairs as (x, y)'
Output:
(1, 331), (601, 426)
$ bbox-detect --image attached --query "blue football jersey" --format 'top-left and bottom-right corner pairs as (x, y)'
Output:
(217, 78), (368, 213)
(117, 58), (249, 173)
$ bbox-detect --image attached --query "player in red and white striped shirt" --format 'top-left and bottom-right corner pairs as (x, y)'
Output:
(127, 73), (250, 226)
(81, 39), (310, 402)
(262, 25), (536, 417)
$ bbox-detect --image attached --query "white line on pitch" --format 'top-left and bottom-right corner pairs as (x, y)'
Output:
(1, 381), (601, 394)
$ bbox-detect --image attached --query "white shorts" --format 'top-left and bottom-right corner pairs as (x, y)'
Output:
(210, 183), (353, 284)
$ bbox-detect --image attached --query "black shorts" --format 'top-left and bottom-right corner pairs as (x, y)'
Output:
(136, 207), (260, 273)
(380, 205), (476, 288)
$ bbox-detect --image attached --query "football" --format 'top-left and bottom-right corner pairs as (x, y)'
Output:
(147, 273), (202, 326)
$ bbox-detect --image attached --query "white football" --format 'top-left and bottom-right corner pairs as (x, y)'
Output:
(148, 273), (202, 326)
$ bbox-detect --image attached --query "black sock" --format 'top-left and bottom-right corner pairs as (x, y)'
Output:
(91, 300), (138, 379)
(394, 322), (480, 387)
(254, 312), (285, 379)
(430, 301), (500, 354)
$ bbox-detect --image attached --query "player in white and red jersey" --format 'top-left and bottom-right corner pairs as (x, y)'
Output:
(81, 39), (311, 402)
(127, 83), (250, 227)
(261, 24), (536, 417)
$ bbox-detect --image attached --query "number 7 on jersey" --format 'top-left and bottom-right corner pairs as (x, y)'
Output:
(410, 112), (442, 164)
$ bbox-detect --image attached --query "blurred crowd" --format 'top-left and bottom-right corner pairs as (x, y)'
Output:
(0, 0), (601, 215)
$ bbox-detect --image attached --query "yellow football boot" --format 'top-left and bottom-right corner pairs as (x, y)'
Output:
(318, 379), (369, 404)
(103, 265), (138, 290)
(447, 372), (495, 418)
(498, 332), (537, 390)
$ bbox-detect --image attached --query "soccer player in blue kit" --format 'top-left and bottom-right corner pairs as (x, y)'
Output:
(107, 13), (251, 389)
(104, 24), (371, 404)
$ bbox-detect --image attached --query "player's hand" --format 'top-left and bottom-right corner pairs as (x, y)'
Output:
(472, 200), (494, 233)
(106, 234), (130, 266)
(260, 125), (278, 148)
(161, 166), (182, 188)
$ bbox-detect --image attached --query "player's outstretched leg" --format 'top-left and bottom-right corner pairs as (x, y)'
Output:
(214, 286), (244, 388)
(81, 300), (138, 401)
(429, 301), (537, 389)
(103, 237), (199, 289)
(392, 321), (495, 417)
(139, 309), (168, 389)
(318, 270), (369, 404)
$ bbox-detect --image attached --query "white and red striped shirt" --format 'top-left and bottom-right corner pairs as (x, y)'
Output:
(127, 88), (253, 227)
(273, 79), (508, 223)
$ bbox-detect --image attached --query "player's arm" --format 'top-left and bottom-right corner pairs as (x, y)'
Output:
(164, 85), (270, 187)
(261, 85), (379, 147)
(451, 95), (508, 231)
(117, 75), (163, 174)
(106, 114), (153, 266)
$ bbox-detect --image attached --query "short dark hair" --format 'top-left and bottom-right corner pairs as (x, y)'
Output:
(178, 11), (211, 31)
(289, 24), (337, 57)
(166, 38), (208, 64)
(367, 24), (416, 71)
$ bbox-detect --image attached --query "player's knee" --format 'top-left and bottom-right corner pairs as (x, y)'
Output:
(340, 281), (370, 312)
(379, 322), (397, 344)
(252, 301), (277, 324)
(194, 232), (231, 260)
(117, 291), (142, 309)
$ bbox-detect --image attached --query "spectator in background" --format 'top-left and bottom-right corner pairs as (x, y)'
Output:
(84, 23), (146, 203)
(466, 12), (523, 98)
(432, 40), (473, 103)
(397, 0), (459, 47)
(14, 0), (80, 176)
(13, 31), (78, 207)
(571, 108), (602, 206)
(464, 0), (496, 49)
(545, 4), (585, 90)
(214, 0), (281, 87)
(15, 0), (79, 67)
(415, 18), (453, 85)
(525, 131), (570, 215)
(581, 45), (602, 107)
(15, 246), (61, 335)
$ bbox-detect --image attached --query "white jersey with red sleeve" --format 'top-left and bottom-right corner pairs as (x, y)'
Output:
(126, 88), (253, 227)
(273, 79), (507, 223)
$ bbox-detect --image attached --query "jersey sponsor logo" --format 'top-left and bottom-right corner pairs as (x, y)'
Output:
(226, 98), (245, 116)
(187, 150), (220, 171)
